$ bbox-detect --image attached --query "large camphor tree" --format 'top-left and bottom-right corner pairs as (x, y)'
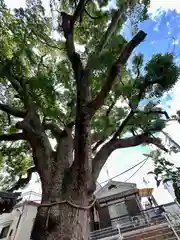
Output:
(0, 0), (179, 239)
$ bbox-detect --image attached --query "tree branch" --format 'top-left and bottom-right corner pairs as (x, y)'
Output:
(92, 133), (167, 180)
(143, 110), (170, 119)
(8, 166), (37, 192)
(88, 30), (147, 115)
(112, 109), (169, 140)
(2, 61), (30, 106)
(0, 103), (26, 118)
(84, 8), (104, 20)
(1, 62), (23, 95)
(73, 0), (86, 23)
(105, 99), (117, 117)
(44, 121), (74, 140)
(61, 12), (88, 104)
(113, 109), (134, 139)
(44, 122), (62, 140)
(92, 138), (106, 152)
(0, 133), (25, 141)
(97, 8), (124, 54)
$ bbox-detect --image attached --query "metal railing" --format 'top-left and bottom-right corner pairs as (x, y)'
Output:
(90, 205), (180, 240)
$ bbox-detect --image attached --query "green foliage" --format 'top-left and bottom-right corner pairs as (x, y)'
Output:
(0, 0), (179, 190)
(144, 53), (180, 97)
(149, 150), (180, 202)
(0, 142), (33, 190)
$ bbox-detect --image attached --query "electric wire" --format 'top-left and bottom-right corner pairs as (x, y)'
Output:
(125, 157), (149, 182)
(99, 157), (149, 185)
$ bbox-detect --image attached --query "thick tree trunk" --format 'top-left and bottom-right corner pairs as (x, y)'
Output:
(31, 197), (90, 240)
(32, 205), (89, 240)
(31, 169), (92, 240)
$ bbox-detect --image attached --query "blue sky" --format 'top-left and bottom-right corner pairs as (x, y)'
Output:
(98, 7), (180, 189)
(97, 6), (180, 204)
(4, 0), (180, 204)
(138, 10), (180, 63)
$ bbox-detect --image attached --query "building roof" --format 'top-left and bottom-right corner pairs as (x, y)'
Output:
(95, 180), (136, 195)
(95, 180), (137, 199)
(99, 188), (138, 204)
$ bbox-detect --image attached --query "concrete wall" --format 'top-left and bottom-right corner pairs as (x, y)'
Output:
(0, 203), (38, 240)
(164, 202), (180, 225)
(14, 204), (37, 240)
(0, 207), (22, 240)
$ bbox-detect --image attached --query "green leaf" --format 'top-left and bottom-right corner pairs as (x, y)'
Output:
(0, 0), (178, 192)
(8, 127), (19, 134)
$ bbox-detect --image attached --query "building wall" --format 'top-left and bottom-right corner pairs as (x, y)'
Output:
(15, 204), (37, 240)
(91, 194), (142, 231)
(0, 209), (21, 239)
(164, 202), (180, 225)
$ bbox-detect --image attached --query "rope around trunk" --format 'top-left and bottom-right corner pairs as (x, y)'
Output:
(38, 197), (96, 210)
(38, 197), (97, 230)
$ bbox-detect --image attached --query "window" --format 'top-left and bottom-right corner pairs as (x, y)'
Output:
(0, 225), (10, 239)
(109, 202), (128, 219)
(125, 199), (141, 216)
(98, 207), (111, 229)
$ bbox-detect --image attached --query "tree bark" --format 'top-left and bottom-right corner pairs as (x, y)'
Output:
(32, 201), (90, 240)
(30, 124), (92, 240)
(31, 174), (91, 240)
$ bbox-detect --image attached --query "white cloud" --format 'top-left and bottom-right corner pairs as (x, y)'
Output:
(173, 39), (179, 45)
(153, 24), (160, 31)
(175, 57), (180, 63)
(149, 0), (180, 16)
(5, 0), (49, 11)
(5, 0), (26, 8)
(168, 79), (180, 115)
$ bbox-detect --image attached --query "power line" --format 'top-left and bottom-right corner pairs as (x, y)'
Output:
(99, 157), (148, 185)
(125, 158), (149, 182)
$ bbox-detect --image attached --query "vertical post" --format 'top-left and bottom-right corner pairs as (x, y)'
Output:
(151, 195), (158, 207)
(116, 224), (123, 240)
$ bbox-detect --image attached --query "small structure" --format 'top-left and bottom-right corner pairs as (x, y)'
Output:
(0, 183), (179, 240)
(89, 181), (180, 240)
(0, 201), (38, 240)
